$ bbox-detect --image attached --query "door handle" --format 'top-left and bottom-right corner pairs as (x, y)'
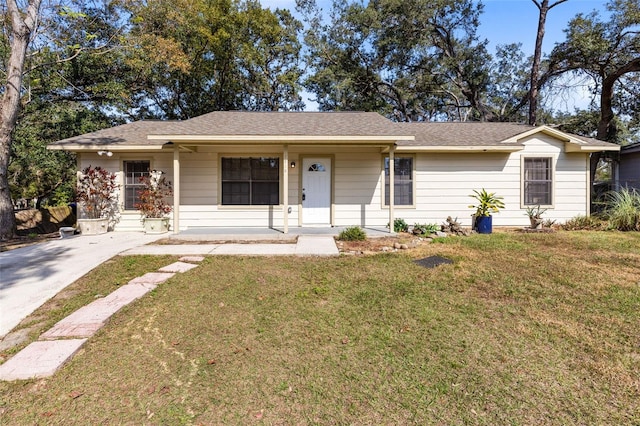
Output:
(302, 188), (306, 201)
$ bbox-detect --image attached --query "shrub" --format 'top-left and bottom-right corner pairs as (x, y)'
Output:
(561, 215), (607, 231)
(338, 226), (367, 241)
(603, 188), (640, 231)
(76, 166), (119, 219)
(468, 189), (505, 217)
(412, 223), (440, 235)
(134, 170), (173, 219)
(392, 218), (409, 233)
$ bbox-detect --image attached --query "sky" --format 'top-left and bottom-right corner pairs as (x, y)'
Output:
(480, 0), (608, 54)
(260, 0), (611, 110)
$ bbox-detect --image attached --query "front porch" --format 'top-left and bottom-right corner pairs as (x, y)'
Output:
(167, 226), (395, 242)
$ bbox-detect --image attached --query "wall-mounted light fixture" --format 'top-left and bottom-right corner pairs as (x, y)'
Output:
(290, 161), (296, 168)
(97, 150), (113, 157)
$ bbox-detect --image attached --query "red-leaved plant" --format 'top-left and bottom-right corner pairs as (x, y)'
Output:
(76, 166), (119, 219)
(134, 170), (173, 219)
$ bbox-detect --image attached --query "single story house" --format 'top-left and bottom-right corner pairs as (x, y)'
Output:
(615, 141), (640, 191)
(48, 111), (620, 233)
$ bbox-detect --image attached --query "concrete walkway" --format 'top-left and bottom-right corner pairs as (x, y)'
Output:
(0, 232), (339, 381)
(1, 233), (338, 339)
(0, 257), (203, 381)
(0, 232), (165, 338)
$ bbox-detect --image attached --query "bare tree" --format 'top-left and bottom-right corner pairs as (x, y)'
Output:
(0, 0), (43, 239)
(529, 0), (569, 126)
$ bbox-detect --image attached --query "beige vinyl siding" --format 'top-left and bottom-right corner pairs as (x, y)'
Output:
(79, 132), (591, 231)
(333, 150), (385, 227)
(398, 134), (589, 228)
(178, 148), (300, 230)
(180, 150), (217, 205)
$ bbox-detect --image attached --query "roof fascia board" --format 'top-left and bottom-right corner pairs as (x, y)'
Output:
(501, 125), (581, 144)
(564, 144), (620, 153)
(147, 135), (414, 142)
(47, 144), (165, 152)
(396, 145), (524, 153)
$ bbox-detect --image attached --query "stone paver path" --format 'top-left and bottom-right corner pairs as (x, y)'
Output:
(0, 256), (201, 381)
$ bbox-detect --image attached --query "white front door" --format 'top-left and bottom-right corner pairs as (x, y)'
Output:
(302, 158), (331, 225)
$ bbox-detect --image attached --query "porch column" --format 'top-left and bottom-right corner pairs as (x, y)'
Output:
(389, 145), (395, 234)
(283, 145), (289, 234)
(173, 145), (180, 233)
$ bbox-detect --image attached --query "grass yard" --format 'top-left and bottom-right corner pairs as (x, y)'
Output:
(1, 231), (639, 425)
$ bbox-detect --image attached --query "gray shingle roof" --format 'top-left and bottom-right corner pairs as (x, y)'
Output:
(397, 122), (619, 148)
(397, 122), (531, 146)
(147, 111), (407, 137)
(51, 121), (175, 147)
(48, 111), (620, 151)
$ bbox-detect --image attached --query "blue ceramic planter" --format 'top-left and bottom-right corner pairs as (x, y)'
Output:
(475, 215), (493, 234)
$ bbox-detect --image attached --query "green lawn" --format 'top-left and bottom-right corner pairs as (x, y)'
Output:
(1, 232), (639, 425)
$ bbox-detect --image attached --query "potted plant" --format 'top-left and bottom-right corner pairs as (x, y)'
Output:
(469, 189), (505, 234)
(135, 170), (173, 234)
(76, 165), (119, 235)
(525, 205), (547, 229)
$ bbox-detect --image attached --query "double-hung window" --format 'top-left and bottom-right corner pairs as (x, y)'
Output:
(523, 157), (553, 206)
(221, 157), (279, 205)
(384, 156), (414, 206)
(124, 160), (150, 210)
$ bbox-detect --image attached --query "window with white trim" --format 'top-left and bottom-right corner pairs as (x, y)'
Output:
(523, 157), (553, 206)
(384, 156), (413, 206)
(221, 157), (279, 205)
(124, 160), (150, 210)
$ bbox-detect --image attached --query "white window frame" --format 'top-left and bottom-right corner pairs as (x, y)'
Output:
(383, 155), (415, 208)
(123, 160), (151, 210)
(521, 156), (555, 208)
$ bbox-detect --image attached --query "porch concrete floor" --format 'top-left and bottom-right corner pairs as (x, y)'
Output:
(169, 226), (394, 241)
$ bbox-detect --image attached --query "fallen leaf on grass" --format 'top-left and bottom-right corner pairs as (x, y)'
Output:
(207, 359), (217, 365)
(341, 337), (350, 345)
(69, 391), (83, 399)
(255, 409), (264, 419)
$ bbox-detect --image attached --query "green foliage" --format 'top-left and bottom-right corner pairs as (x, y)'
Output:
(300, 0), (506, 121)
(524, 205), (547, 219)
(392, 218), (408, 233)
(468, 189), (505, 217)
(338, 226), (367, 241)
(603, 188), (640, 231)
(412, 223), (440, 235)
(122, 0), (304, 118)
(548, 0), (640, 142)
(9, 104), (113, 206)
(561, 215), (607, 231)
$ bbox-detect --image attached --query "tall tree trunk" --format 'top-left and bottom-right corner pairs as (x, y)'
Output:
(0, 0), (42, 240)
(529, 0), (568, 126)
(591, 57), (640, 210)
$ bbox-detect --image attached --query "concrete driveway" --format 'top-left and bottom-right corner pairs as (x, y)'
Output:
(0, 232), (164, 338)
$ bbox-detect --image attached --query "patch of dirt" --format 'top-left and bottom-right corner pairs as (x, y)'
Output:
(0, 233), (60, 252)
(1, 207), (76, 252)
(336, 234), (433, 255)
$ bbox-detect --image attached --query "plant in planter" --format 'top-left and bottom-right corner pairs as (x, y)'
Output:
(525, 205), (547, 229)
(468, 189), (505, 234)
(76, 166), (119, 234)
(134, 170), (173, 234)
